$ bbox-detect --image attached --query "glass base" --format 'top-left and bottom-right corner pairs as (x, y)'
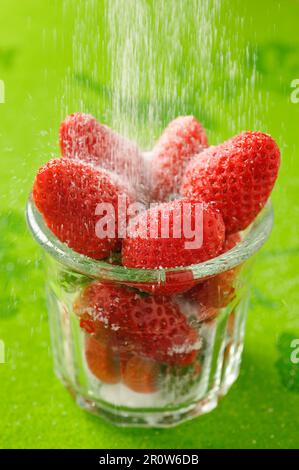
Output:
(58, 370), (239, 428)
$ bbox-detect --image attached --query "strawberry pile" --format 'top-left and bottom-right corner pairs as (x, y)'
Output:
(32, 112), (280, 391)
(74, 282), (201, 392)
(34, 112), (280, 263)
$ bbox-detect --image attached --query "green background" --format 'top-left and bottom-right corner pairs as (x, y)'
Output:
(1, 0), (299, 448)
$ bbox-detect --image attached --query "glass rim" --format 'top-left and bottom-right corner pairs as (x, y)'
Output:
(26, 195), (273, 284)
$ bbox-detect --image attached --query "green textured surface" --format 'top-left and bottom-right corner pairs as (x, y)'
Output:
(1, 0), (299, 449)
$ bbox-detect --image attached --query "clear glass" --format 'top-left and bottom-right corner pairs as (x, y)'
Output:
(26, 197), (273, 427)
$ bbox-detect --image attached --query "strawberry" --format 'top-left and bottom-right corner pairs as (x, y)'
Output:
(124, 233), (240, 296)
(196, 305), (219, 322)
(123, 269), (196, 296)
(223, 232), (241, 252)
(124, 227), (235, 297)
(189, 270), (237, 310)
(74, 282), (200, 366)
(33, 158), (132, 259)
(59, 112), (148, 201)
(122, 199), (225, 270)
(188, 233), (241, 310)
(79, 312), (112, 342)
(79, 313), (98, 336)
(121, 356), (159, 393)
(85, 335), (120, 384)
(150, 116), (208, 202)
(177, 295), (219, 323)
(181, 131), (280, 234)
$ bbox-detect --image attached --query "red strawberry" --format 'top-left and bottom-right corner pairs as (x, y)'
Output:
(79, 313), (98, 336)
(78, 312), (112, 342)
(85, 335), (120, 384)
(196, 305), (219, 322)
(189, 270), (237, 310)
(33, 158), (132, 259)
(121, 356), (159, 393)
(181, 131), (280, 234)
(150, 116), (208, 202)
(122, 199), (225, 270)
(124, 233), (240, 296)
(177, 295), (219, 323)
(223, 232), (241, 252)
(188, 232), (241, 310)
(74, 282), (200, 366)
(124, 269), (196, 296)
(60, 112), (148, 201)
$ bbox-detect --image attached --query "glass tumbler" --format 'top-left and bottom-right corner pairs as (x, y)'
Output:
(26, 197), (273, 427)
